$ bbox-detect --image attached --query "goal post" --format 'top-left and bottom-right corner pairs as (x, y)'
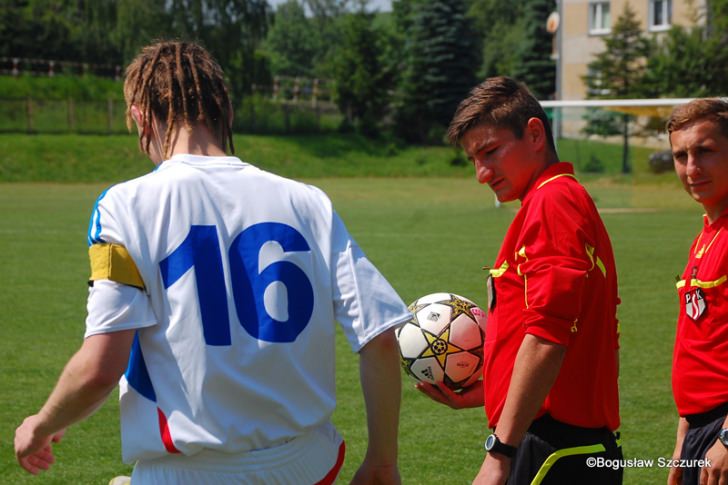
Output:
(541, 97), (695, 143)
(538, 97), (696, 177)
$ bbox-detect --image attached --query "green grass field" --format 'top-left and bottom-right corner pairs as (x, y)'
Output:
(0, 171), (703, 484)
(0, 132), (664, 183)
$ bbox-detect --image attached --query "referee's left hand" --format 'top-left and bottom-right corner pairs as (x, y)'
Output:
(701, 439), (728, 485)
(415, 380), (484, 409)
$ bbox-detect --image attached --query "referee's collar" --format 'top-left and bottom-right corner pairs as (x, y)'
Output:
(522, 162), (576, 204)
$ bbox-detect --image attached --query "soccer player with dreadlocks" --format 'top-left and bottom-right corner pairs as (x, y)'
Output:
(14, 40), (409, 484)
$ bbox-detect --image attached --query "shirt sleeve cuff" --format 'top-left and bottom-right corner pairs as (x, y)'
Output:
(524, 315), (574, 346)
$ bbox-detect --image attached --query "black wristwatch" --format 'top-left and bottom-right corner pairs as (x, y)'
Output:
(719, 428), (728, 448)
(484, 433), (517, 458)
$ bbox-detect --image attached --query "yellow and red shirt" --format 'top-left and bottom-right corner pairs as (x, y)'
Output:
(483, 162), (620, 431)
(673, 210), (728, 416)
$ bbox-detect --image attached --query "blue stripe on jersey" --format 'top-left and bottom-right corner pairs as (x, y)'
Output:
(125, 331), (157, 402)
(87, 187), (111, 246)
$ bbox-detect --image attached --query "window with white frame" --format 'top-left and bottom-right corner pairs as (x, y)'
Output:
(589, 1), (611, 34)
(649, 0), (672, 30)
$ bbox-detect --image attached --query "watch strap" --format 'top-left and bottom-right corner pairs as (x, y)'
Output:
(485, 433), (517, 458)
(719, 428), (728, 447)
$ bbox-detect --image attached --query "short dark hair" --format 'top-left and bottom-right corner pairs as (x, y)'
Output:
(447, 76), (556, 153)
(667, 98), (728, 140)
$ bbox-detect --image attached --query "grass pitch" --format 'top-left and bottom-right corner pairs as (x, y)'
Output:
(0, 176), (701, 484)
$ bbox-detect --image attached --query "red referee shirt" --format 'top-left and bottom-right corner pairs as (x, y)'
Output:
(673, 210), (728, 416)
(483, 162), (620, 431)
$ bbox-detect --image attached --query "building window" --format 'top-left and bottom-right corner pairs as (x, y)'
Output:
(649, 0), (672, 31)
(589, 1), (611, 35)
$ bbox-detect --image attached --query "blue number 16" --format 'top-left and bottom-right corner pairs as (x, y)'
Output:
(159, 222), (314, 345)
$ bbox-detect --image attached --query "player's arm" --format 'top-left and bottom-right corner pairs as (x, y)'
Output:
(700, 415), (728, 485)
(14, 329), (135, 474)
(351, 328), (402, 485)
(474, 333), (566, 485)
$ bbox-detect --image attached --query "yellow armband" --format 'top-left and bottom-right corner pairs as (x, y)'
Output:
(88, 243), (145, 290)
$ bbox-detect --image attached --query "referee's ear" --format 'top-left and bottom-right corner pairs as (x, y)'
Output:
(525, 117), (547, 153)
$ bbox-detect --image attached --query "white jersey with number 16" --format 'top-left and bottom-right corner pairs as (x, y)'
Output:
(84, 154), (411, 463)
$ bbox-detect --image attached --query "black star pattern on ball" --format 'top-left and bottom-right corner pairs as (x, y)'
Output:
(439, 293), (476, 320)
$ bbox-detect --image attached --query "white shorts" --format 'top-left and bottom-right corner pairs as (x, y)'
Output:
(130, 422), (345, 485)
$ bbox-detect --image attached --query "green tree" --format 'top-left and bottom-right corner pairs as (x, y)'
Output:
(112, 0), (170, 64)
(702, 0), (728, 95)
(1, 1), (76, 61)
(207, 0), (272, 102)
(303, 0), (350, 79)
(264, 0), (318, 77)
(467, 0), (527, 78)
(162, 0), (272, 106)
(512, 0), (556, 99)
(642, 25), (711, 98)
(1, 0), (125, 69)
(71, 1), (120, 65)
(582, 2), (650, 173)
(623, 0), (728, 141)
(707, 0), (728, 33)
(331, 5), (390, 134)
(583, 2), (650, 98)
(393, 0), (479, 143)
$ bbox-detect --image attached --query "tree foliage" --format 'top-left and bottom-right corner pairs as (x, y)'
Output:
(111, 0), (171, 64)
(302, 0), (350, 78)
(1, 0), (271, 106)
(331, 6), (391, 135)
(5, 0), (728, 141)
(582, 3), (650, 173)
(1, 0), (120, 64)
(642, 25), (712, 98)
(583, 2), (650, 99)
(512, 0), (556, 99)
(393, 0), (479, 143)
(264, 0), (318, 77)
(467, 0), (527, 79)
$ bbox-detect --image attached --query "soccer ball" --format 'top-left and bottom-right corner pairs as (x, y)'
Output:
(396, 292), (487, 391)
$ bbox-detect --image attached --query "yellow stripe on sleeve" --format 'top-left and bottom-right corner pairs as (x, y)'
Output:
(585, 244), (607, 277)
(676, 275), (727, 289)
(89, 243), (145, 290)
(488, 260), (509, 278)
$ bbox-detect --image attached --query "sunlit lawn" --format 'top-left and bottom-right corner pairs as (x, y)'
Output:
(0, 176), (700, 484)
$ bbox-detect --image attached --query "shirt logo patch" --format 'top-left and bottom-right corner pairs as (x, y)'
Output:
(684, 288), (707, 321)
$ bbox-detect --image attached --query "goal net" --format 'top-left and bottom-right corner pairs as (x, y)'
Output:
(539, 98), (694, 176)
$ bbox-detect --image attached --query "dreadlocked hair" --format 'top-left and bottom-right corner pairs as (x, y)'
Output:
(123, 40), (235, 160)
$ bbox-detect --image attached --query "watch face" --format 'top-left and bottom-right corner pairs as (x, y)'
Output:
(720, 429), (728, 445)
(485, 434), (496, 450)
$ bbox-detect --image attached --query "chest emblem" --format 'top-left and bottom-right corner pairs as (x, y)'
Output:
(684, 288), (707, 321)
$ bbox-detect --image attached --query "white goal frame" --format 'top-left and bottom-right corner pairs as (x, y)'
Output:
(540, 98), (695, 142)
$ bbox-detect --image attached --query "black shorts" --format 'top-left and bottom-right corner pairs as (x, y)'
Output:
(507, 414), (623, 485)
(680, 402), (728, 485)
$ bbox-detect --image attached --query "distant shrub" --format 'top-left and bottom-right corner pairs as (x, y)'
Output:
(0, 75), (123, 101)
(583, 154), (606, 173)
(234, 93), (341, 134)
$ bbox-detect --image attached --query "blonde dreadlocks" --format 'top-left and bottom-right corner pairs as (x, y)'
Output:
(123, 40), (235, 160)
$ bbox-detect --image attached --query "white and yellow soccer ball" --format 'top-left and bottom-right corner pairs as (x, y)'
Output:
(396, 292), (487, 391)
